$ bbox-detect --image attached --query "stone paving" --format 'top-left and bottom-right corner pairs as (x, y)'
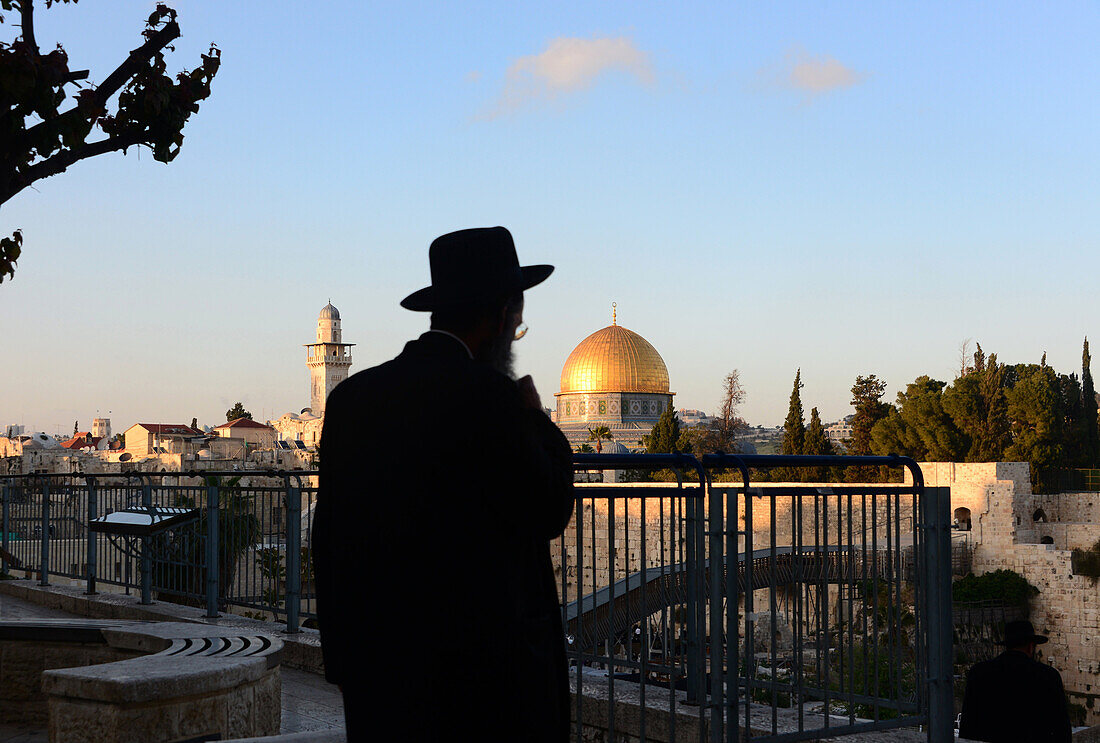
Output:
(0, 591), (345, 740)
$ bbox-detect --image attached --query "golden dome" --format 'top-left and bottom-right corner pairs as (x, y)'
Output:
(559, 323), (670, 394)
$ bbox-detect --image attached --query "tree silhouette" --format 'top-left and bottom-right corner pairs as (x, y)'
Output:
(0, 1), (221, 282)
(225, 402), (251, 422)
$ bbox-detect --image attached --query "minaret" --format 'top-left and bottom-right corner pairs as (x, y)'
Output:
(305, 301), (354, 415)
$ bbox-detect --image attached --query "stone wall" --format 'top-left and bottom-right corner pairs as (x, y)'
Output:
(917, 462), (1100, 724)
(0, 637), (141, 725)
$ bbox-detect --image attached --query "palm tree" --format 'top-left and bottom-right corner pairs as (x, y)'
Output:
(576, 443), (595, 453)
(587, 425), (613, 453)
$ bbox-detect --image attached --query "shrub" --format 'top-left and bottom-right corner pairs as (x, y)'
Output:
(1071, 539), (1100, 585)
(951, 569), (1038, 607)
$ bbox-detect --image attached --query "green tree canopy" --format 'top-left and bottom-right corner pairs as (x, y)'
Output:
(1003, 363), (1064, 471)
(870, 376), (968, 461)
(644, 406), (682, 454)
(225, 402), (251, 422)
(0, 1), (220, 282)
(941, 347), (1011, 462)
(848, 374), (889, 456)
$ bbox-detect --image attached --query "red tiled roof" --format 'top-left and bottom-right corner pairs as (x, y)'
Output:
(61, 434), (102, 450)
(136, 424), (204, 436)
(215, 418), (273, 430)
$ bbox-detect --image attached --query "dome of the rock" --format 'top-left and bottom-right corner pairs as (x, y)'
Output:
(559, 324), (670, 395)
(553, 308), (674, 452)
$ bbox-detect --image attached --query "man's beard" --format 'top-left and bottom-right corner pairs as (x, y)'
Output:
(478, 329), (515, 379)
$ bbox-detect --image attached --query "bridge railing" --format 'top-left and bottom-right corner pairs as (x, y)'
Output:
(563, 453), (951, 743)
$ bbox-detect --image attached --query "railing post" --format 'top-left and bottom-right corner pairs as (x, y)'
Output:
(85, 476), (97, 595)
(139, 479), (153, 605)
(682, 490), (699, 704)
(1, 480), (9, 575)
(285, 476), (301, 634)
(205, 481), (220, 618)
(707, 477), (725, 743)
(922, 485), (953, 742)
(39, 477), (50, 586)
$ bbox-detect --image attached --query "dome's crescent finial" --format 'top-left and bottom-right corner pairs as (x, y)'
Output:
(612, 302), (617, 326)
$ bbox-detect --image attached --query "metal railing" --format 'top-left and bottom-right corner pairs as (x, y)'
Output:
(1034, 467), (1100, 494)
(0, 454), (952, 742)
(0, 471), (318, 631)
(562, 453), (951, 743)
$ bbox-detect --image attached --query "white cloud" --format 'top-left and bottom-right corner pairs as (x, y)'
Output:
(482, 36), (654, 119)
(764, 47), (867, 98)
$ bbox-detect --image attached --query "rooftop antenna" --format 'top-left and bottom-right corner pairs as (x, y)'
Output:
(612, 302), (617, 326)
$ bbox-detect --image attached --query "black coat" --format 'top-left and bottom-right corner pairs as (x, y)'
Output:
(959, 649), (1071, 743)
(312, 331), (575, 741)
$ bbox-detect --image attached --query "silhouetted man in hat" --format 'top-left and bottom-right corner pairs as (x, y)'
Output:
(312, 227), (575, 742)
(959, 619), (1071, 742)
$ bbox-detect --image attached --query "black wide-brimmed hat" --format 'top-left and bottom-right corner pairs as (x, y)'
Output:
(997, 620), (1048, 647)
(400, 226), (554, 312)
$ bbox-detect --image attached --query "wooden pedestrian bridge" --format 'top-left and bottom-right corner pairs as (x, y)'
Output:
(563, 544), (909, 652)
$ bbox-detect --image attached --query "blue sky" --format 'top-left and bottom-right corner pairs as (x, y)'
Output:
(3, 1), (1099, 435)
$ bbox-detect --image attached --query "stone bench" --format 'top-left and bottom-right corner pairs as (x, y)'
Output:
(0, 618), (282, 742)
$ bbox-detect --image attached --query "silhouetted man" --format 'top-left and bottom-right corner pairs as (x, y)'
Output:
(959, 619), (1071, 742)
(313, 227), (575, 742)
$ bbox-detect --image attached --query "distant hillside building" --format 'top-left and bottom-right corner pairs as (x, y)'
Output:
(678, 409), (713, 428)
(826, 418), (853, 448)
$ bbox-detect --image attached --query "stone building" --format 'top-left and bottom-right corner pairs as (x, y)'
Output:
(554, 306), (673, 451)
(91, 417), (111, 439)
(119, 423), (206, 458)
(272, 302), (354, 447)
(306, 301), (353, 416)
(213, 418), (277, 450)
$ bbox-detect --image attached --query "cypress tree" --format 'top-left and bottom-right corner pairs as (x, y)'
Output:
(778, 370), (806, 481)
(804, 407), (834, 456)
(782, 369), (806, 456)
(645, 406), (682, 454)
(1084, 338), (1099, 467)
(804, 407), (834, 481)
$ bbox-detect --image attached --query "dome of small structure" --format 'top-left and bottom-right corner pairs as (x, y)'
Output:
(560, 324), (670, 395)
(598, 440), (630, 455)
(319, 302), (340, 321)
